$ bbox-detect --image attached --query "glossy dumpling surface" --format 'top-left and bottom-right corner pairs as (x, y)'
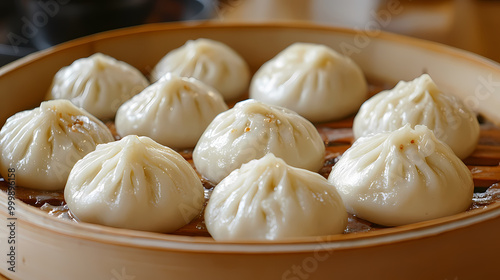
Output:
(0, 100), (114, 190)
(353, 74), (479, 159)
(115, 74), (228, 148)
(328, 125), (474, 226)
(205, 154), (347, 241)
(151, 38), (250, 100)
(47, 53), (149, 119)
(193, 99), (325, 183)
(250, 42), (367, 122)
(64, 135), (205, 233)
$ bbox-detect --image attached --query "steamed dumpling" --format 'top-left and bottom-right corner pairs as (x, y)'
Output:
(205, 154), (347, 241)
(193, 99), (325, 183)
(64, 135), (205, 233)
(115, 74), (228, 148)
(249, 42), (367, 122)
(353, 74), (479, 159)
(151, 38), (251, 100)
(47, 53), (149, 119)
(0, 100), (114, 190)
(328, 125), (474, 226)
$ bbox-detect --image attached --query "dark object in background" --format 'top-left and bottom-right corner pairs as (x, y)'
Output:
(0, 43), (35, 67)
(0, 1), (16, 18)
(0, 0), (22, 66)
(0, 0), (216, 66)
(17, 0), (158, 50)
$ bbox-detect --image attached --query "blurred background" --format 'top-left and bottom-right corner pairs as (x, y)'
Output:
(1, 0), (499, 66)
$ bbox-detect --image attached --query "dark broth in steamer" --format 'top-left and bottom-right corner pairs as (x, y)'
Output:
(2, 81), (500, 237)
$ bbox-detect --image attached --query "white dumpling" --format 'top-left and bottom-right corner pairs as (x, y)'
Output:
(46, 53), (149, 120)
(151, 38), (251, 100)
(249, 42), (367, 122)
(115, 74), (228, 149)
(0, 100), (114, 191)
(328, 125), (474, 227)
(353, 74), (479, 159)
(205, 154), (347, 241)
(64, 135), (205, 233)
(193, 99), (325, 184)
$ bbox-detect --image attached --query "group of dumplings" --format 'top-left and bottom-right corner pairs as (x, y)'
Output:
(0, 38), (479, 241)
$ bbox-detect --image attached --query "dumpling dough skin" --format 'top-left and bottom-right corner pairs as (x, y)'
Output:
(353, 74), (479, 159)
(115, 74), (228, 149)
(0, 100), (114, 190)
(64, 135), (205, 233)
(47, 53), (149, 120)
(193, 99), (325, 184)
(151, 38), (251, 101)
(205, 154), (347, 241)
(250, 42), (367, 122)
(328, 125), (474, 226)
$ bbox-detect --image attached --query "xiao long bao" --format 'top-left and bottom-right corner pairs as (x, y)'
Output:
(151, 38), (251, 101)
(0, 100), (114, 191)
(115, 74), (228, 149)
(205, 154), (348, 241)
(64, 135), (205, 233)
(193, 99), (325, 184)
(46, 53), (149, 120)
(353, 74), (480, 159)
(250, 42), (368, 122)
(328, 125), (474, 227)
